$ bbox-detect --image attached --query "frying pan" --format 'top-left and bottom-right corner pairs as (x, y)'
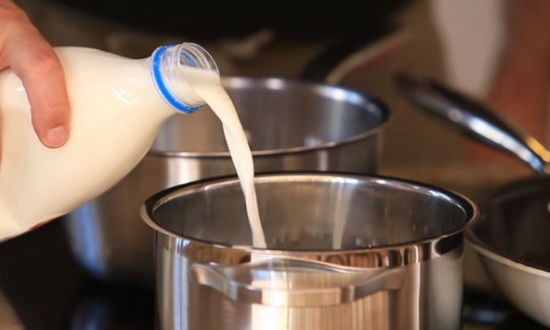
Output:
(396, 73), (550, 327)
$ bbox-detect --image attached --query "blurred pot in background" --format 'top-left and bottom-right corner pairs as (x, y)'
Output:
(397, 73), (550, 326)
(64, 77), (389, 286)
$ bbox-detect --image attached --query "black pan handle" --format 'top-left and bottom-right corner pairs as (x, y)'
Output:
(396, 73), (550, 175)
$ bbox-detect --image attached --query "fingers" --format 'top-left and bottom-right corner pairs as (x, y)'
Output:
(0, 1), (70, 148)
(8, 33), (71, 148)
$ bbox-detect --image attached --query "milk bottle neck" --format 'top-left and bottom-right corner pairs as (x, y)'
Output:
(151, 43), (219, 113)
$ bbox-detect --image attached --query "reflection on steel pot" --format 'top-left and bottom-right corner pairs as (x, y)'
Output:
(142, 173), (478, 330)
(64, 77), (389, 286)
(468, 177), (550, 327)
(396, 72), (550, 326)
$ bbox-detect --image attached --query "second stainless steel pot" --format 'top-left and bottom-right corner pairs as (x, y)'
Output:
(396, 73), (550, 326)
(142, 173), (478, 330)
(469, 176), (550, 326)
(64, 77), (389, 286)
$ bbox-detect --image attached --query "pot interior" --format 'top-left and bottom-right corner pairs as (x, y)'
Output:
(469, 177), (550, 271)
(151, 77), (388, 154)
(145, 173), (476, 250)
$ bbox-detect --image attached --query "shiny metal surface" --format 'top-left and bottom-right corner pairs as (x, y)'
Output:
(191, 259), (405, 307)
(64, 77), (389, 286)
(396, 73), (550, 175)
(397, 73), (550, 326)
(467, 177), (550, 327)
(142, 173), (477, 330)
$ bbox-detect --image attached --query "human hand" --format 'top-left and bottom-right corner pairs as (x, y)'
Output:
(0, 0), (70, 148)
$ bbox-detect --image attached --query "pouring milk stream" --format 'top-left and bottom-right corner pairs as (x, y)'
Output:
(180, 67), (266, 247)
(0, 42), (267, 246)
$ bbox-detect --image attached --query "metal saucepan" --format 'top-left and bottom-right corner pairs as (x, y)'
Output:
(62, 24), (407, 287)
(141, 173), (477, 330)
(396, 73), (550, 326)
(64, 77), (389, 287)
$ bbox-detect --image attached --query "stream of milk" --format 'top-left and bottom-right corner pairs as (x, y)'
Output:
(182, 67), (267, 248)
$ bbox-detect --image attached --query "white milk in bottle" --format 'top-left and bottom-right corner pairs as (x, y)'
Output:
(0, 42), (265, 245)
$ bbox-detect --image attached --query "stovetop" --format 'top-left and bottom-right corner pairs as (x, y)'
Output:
(0, 220), (547, 330)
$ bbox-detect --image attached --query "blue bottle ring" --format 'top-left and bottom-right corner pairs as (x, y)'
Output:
(152, 45), (201, 113)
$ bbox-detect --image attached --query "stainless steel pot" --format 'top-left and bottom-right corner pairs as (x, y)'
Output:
(142, 173), (478, 330)
(469, 176), (550, 326)
(64, 77), (389, 286)
(396, 73), (550, 326)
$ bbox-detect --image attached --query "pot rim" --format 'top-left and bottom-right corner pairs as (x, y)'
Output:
(466, 236), (550, 278)
(141, 172), (479, 253)
(465, 175), (550, 274)
(147, 77), (390, 158)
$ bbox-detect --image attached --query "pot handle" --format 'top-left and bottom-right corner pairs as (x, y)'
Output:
(191, 257), (404, 307)
(396, 73), (550, 175)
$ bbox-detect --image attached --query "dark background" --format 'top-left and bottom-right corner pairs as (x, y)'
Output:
(48, 0), (413, 39)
